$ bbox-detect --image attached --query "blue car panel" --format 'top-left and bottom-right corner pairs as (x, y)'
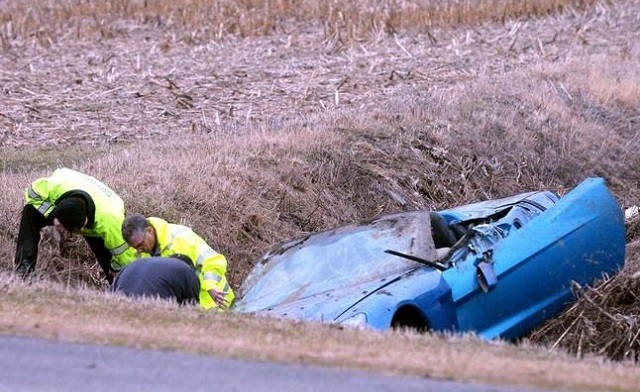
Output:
(233, 177), (626, 340)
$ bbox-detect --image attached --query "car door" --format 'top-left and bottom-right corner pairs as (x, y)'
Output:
(442, 178), (625, 340)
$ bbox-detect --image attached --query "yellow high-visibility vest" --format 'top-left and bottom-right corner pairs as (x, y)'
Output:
(26, 168), (137, 270)
(145, 217), (235, 310)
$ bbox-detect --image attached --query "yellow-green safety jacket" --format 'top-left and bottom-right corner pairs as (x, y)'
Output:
(26, 168), (137, 270)
(144, 217), (235, 310)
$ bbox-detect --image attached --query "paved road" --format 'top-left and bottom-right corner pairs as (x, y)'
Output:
(0, 335), (553, 392)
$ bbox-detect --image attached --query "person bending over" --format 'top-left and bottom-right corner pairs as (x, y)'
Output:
(121, 214), (235, 310)
(14, 168), (137, 283)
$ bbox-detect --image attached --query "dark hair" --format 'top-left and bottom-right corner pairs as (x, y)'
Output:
(121, 214), (149, 241)
(54, 197), (87, 231)
(172, 254), (195, 270)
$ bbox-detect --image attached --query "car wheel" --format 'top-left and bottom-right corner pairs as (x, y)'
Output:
(391, 305), (429, 332)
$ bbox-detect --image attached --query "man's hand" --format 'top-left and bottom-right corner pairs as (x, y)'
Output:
(208, 288), (229, 309)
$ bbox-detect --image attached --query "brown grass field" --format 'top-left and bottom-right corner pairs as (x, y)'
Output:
(1, 0), (640, 390)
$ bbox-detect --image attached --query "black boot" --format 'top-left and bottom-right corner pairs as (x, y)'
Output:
(15, 259), (35, 278)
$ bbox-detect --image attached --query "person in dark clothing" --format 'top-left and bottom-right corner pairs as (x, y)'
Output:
(111, 256), (201, 306)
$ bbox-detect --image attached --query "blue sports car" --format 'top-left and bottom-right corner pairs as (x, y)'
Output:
(233, 177), (626, 340)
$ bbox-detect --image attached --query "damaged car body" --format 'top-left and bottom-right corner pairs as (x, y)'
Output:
(233, 177), (626, 340)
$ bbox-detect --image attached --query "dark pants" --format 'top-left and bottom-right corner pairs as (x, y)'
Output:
(111, 257), (200, 306)
(14, 204), (113, 283)
(14, 204), (54, 276)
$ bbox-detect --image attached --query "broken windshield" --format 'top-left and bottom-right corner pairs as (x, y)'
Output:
(238, 211), (437, 310)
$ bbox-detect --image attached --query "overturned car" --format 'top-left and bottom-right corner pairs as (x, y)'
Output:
(233, 177), (626, 340)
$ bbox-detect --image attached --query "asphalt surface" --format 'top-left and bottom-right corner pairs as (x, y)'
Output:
(0, 335), (555, 392)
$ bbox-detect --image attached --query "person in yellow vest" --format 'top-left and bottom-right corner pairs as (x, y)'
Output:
(121, 214), (235, 310)
(14, 168), (137, 283)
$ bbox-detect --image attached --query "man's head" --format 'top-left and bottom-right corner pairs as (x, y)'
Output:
(53, 197), (87, 233)
(172, 253), (195, 269)
(122, 214), (156, 254)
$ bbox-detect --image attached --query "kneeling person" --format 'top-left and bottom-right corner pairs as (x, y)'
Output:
(112, 256), (200, 306)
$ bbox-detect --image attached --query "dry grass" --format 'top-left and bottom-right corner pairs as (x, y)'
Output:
(0, 0), (600, 44)
(1, 0), (640, 389)
(530, 220), (640, 362)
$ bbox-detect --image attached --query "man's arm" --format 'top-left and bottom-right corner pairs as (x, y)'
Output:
(193, 239), (233, 309)
(83, 236), (114, 284)
(174, 233), (235, 310)
(88, 214), (137, 270)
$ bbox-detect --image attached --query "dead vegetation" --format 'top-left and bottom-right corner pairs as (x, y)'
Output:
(1, 0), (640, 375)
(0, 0), (601, 45)
(530, 273), (640, 362)
(529, 219), (640, 362)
